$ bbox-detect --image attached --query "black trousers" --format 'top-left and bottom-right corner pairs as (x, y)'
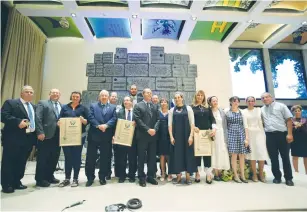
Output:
(35, 133), (60, 182)
(137, 139), (157, 179)
(266, 131), (293, 181)
(114, 141), (137, 179)
(106, 144), (114, 177)
(1, 133), (35, 188)
(63, 145), (83, 180)
(85, 137), (112, 181)
(196, 156), (211, 168)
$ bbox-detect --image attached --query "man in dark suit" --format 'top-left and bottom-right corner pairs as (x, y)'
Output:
(35, 88), (62, 187)
(133, 88), (160, 187)
(86, 90), (117, 186)
(1, 85), (37, 193)
(113, 96), (137, 183)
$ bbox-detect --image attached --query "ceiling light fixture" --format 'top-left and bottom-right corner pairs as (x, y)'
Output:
(191, 16), (197, 21)
(71, 13), (76, 17)
(302, 21), (307, 25)
(132, 14), (138, 19)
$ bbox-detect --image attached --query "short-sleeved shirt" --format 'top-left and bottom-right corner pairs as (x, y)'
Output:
(261, 101), (293, 132)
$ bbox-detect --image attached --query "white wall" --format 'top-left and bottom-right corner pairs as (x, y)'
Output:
(42, 38), (232, 108)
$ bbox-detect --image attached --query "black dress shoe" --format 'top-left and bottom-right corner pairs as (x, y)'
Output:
(286, 180), (294, 186)
(2, 186), (14, 193)
(106, 175), (111, 180)
(129, 178), (136, 183)
(147, 177), (158, 185)
(86, 180), (93, 187)
(15, 184), (27, 190)
(36, 180), (50, 187)
(139, 179), (146, 187)
(118, 178), (125, 183)
(100, 179), (107, 185)
(273, 178), (281, 184)
(49, 178), (60, 184)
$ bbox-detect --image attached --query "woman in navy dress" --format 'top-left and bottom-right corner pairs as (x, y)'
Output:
(158, 98), (172, 182)
(168, 92), (196, 185)
(225, 96), (249, 183)
(58, 91), (89, 187)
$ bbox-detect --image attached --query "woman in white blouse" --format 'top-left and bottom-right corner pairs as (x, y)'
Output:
(243, 96), (268, 182)
(168, 92), (197, 185)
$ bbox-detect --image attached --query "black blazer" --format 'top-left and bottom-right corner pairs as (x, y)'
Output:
(1, 98), (36, 146)
(133, 101), (159, 141)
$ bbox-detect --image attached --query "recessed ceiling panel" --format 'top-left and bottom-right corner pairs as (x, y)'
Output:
(203, 0), (255, 11)
(142, 19), (184, 40)
(78, 0), (128, 7)
(265, 1), (307, 13)
(88, 18), (131, 38)
(30, 17), (83, 38)
(189, 21), (235, 41)
(280, 26), (307, 45)
(236, 23), (285, 43)
(14, 0), (63, 5)
(141, 0), (190, 8)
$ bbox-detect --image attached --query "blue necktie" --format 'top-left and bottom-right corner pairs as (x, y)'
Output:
(54, 102), (60, 118)
(26, 102), (35, 129)
(127, 110), (131, 121)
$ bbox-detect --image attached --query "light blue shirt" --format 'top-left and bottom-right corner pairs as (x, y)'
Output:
(20, 98), (35, 131)
(261, 101), (293, 132)
(52, 100), (61, 114)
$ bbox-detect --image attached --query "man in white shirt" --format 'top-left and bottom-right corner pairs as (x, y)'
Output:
(261, 92), (294, 186)
(1, 85), (37, 193)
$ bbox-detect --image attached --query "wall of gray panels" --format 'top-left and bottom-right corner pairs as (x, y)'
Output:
(83, 46), (197, 108)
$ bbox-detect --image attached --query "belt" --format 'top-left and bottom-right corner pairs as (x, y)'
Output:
(266, 131), (286, 133)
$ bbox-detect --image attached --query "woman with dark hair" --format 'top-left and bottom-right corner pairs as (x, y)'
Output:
(290, 105), (307, 174)
(158, 98), (172, 182)
(58, 91), (89, 187)
(168, 92), (196, 185)
(191, 90), (216, 184)
(207, 96), (230, 181)
(225, 96), (249, 183)
(243, 96), (268, 182)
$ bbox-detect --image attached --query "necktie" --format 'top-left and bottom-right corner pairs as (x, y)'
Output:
(147, 103), (152, 117)
(54, 102), (60, 118)
(101, 104), (105, 114)
(127, 110), (131, 121)
(26, 102), (35, 129)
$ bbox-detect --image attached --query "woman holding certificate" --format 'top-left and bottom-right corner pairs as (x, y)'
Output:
(168, 92), (196, 185)
(58, 91), (89, 187)
(226, 96), (249, 183)
(191, 90), (216, 184)
(243, 96), (268, 182)
(207, 96), (230, 181)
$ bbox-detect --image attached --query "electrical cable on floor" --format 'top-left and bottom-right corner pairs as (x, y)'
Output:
(105, 198), (142, 212)
(61, 200), (86, 211)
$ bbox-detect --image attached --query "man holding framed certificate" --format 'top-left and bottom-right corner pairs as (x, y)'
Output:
(113, 96), (137, 183)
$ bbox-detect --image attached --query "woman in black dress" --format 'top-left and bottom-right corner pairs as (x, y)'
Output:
(168, 92), (196, 185)
(158, 98), (172, 182)
(192, 90), (216, 184)
(291, 105), (307, 174)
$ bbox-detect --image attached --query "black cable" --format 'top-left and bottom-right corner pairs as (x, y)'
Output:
(105, 198), (142, 212)
(61, 200), (86, 212)
(127, 198), (142, 210)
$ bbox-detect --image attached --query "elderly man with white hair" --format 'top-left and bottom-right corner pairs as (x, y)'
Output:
(85, 90), (117, 187)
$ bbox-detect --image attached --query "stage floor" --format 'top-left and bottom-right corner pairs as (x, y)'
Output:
(1, 161), (307, 211)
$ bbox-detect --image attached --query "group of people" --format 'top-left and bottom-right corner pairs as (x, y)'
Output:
(1, 84), (307, 193)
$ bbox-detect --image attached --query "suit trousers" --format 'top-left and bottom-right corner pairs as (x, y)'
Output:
(35, 132), (61, 182)
(266, 131), (293, 181)
(137, 139), (157, 179)
(1, 133), (35, 188)
(114, 141), (137, 179)
(85, 136), (112, 181)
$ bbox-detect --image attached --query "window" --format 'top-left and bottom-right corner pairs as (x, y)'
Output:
(269, 50), (307, 99)
(229, 48), (267, 98)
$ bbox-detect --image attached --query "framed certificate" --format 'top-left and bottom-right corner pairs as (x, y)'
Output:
(59, 117), (82, 146)
(114, 119), (135, 147)
(194, 130), (213, 156)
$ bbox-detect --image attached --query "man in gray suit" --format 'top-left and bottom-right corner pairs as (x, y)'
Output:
(35, 88), (62, 187)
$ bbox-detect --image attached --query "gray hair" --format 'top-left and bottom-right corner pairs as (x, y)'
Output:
(99, 90), (109, 97)
(21, 85), (34, 93)
(261, 92), (272, 98)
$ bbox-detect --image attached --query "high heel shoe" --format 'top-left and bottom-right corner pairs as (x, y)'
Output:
(233, 177), (242, 183)
(195, 178), (200, 183)
(240, 177), (248, 183)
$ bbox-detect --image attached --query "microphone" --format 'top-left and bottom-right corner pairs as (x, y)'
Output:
(61, 200), (86, 211)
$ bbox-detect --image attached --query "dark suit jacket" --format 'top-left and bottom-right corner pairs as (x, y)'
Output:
(1, 98), (36, 146)
(88, 102), (117, 141)
(133, 101), (159, 141)
(35, 100), (62, 139)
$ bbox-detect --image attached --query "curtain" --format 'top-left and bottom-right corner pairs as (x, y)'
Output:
(1, 7), (46, 105)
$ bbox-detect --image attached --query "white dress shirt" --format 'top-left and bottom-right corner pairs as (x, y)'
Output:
(20, 98), (35, 131)
(125, 108), (133, 121)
